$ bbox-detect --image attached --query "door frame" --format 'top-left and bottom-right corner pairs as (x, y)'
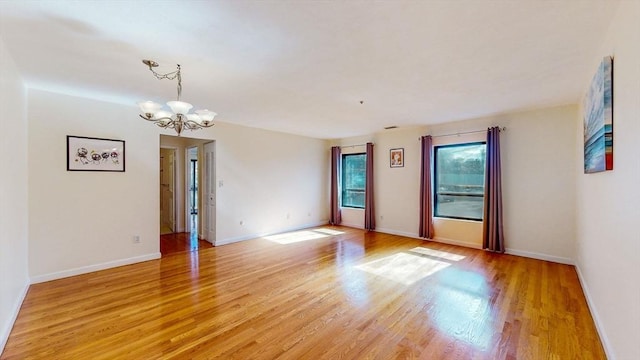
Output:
(203, 141), (216, 244)
(160, 146), (178, 234)
(185, 145), (199, 232)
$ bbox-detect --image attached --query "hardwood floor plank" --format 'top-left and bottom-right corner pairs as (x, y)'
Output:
(1, 226), (605, 359)
(160, 231), (213, 256)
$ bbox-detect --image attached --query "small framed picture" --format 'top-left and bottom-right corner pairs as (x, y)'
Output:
(67, 135), (125, 172)
(390, 148), (404, 168)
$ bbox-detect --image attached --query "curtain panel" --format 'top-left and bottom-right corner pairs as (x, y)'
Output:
(483, 127), (505, 252)
(419, 135), (434, 239)
(330, 146), (342, 225)
(364, 143), (375, 231)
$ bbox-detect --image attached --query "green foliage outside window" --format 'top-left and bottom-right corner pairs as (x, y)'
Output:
(342, 153), (366, 208)
(435, 143), (486, 220)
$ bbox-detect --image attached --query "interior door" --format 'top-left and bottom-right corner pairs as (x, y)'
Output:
(167, 150), (175, 232)
(160, 148), (176, 234)
(204, 141), (216, 244)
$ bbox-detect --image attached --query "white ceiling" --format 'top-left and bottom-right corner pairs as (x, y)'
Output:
(0, 0), (620, 139)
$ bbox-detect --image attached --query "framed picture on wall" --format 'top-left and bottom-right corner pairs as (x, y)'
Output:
(67, 135), (125, 172)
(583, 56), (613, 173)
(390, 148), (404, 168)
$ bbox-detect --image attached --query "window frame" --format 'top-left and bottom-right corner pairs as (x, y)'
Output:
(433, 141), (486, 221)
(341, 152), (366, 209)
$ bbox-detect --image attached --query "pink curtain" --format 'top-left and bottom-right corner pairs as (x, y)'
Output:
(364, 142), (375, 231)
(419, 136), (434, 239)
(483, 127), (505, 252)
(330, 146), (342, 225)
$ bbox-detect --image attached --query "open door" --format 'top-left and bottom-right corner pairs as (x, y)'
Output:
(203, 141), (216, 244)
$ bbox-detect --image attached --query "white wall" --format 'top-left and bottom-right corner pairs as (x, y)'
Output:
(334, 105), (577, 263)
(332, 128), (425, 233)
(28, 89), (161, 282)
(575, 1), (640, 359)
(428, 105), (578, 262)
(27, 89), (330, 281)
(373, 127), (424, 237)
(212, 122), (329, 244)
(0, 36), (29, 352)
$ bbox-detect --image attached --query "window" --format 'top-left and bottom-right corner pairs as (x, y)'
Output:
(342, 153), (366, 208)
(434, 142), (486, 221)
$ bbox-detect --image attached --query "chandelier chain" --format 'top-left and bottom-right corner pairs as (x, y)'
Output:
(147, 64), (182, 100)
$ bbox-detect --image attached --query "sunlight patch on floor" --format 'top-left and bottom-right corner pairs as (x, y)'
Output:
(355, 252), (450, 285)
(265, 230), (326, 244)
(313, 228), (345, 236)
(409, 247), (466, 261)
(433, 284), (493, 349)
(264, 228), (344, 244)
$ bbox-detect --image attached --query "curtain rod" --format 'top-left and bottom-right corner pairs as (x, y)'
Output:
(418, 126), (506, 140)
(339, 143), (369, 148)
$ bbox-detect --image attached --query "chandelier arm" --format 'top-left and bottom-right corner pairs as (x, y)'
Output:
(183, 121), (197, 130)
(139, 114), (173, 123)
(139, 114), (157, 122)
(199, 122), (215, 128)
(155, 122), (175, 129)
(183, 120), (215, 129)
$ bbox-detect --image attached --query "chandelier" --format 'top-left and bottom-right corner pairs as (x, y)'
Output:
(137, 59), (216, 136)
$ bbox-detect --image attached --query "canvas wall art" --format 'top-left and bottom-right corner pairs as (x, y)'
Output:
(67, 135), (125, 172)
(583, 56), (613, 174)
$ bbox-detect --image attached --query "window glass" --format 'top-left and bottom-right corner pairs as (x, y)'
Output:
(434, 143), (486, 220)
(342, 153), (366, 208)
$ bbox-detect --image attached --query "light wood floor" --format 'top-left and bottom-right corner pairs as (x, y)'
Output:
(2, 227), (605, 359)
(160, 231), (214, 256)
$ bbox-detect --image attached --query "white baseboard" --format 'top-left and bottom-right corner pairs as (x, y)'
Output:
(370, 227), (483, 250)
(363, 227), (574, 265)
(432, 236), (483, 249)
(505, 248), (573, 265)
(215, 221), (330, 246)
(339, 222), (364, 230)
(369, 228), (482, 250)
(375, 227), (421, 240)
(574, 263), (615, 360)
(0, 282), (29, 354)
(30, 253), (161, 284)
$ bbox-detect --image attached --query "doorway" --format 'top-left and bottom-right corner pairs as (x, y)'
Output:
(159, 135), (215, 255)
(186, 146), (199, 234)
(159, 147), (176, 235)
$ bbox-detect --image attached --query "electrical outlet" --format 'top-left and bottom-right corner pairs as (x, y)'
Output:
(133, 235), (141, 244)
(239, 220), (243, 226)
(380, 215), (384, 220)
(286, 213), (290, 219)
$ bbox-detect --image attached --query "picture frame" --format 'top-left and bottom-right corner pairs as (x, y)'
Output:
(67, 135), (125, 172)
(583, 56), (613, 173)
(390, 148), (404, 168)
